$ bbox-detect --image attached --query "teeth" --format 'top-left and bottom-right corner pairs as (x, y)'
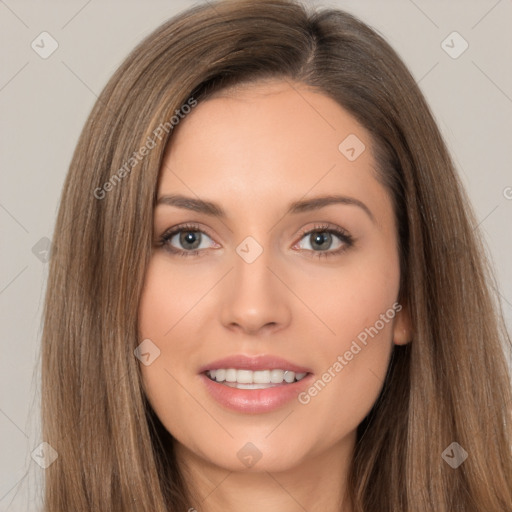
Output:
(237, 370), (253, 384)
(284, 371), (295, 383)
(270, 369), (284, 383)
(253, 370), (270, 383)
(206, 368), (308, 385)
(225, 369), (237, 382)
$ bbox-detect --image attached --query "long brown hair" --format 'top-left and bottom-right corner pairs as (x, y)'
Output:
(42, 0), (512, 510)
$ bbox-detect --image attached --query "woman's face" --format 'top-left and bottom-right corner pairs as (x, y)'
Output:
(138, 80), (410, 474)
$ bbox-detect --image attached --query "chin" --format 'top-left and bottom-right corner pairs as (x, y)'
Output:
(178, 435), (311, 474)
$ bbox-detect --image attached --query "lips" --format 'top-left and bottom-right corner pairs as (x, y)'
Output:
(198, 354), (312, 374)
(198, 354), (314, 414)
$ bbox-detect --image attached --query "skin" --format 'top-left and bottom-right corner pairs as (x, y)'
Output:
(138, 80), (412, 512)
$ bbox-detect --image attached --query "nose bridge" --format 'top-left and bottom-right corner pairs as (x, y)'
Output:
(219, 238), (291, 333)
(235, 245), (273, 294)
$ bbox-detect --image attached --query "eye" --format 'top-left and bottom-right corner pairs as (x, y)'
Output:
(158, 223), (218, 257)
(294, 224), (354, 257)
(157, 222), (354, 258)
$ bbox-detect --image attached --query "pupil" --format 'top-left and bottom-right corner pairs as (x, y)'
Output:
(311, 232), (331, 250)
(180, 231), (201, 250)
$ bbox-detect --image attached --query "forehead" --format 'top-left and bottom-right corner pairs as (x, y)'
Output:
(158, 80), (391, 226)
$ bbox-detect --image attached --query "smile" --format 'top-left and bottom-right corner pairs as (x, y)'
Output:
(206, 368), (309, 389)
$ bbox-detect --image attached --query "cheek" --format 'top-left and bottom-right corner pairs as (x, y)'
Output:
(137, 253), (226, 363)
(137, 255), (217, 438)
(137, 258), (186, 415)
(295, 240), (400, 349)
(138, 255), (208, 338)
(293, 244), (400, 417)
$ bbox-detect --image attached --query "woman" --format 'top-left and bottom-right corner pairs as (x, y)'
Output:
(41, 0), (512, 510)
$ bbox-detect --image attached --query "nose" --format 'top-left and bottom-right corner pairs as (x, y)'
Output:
(219, 247), (292, 335)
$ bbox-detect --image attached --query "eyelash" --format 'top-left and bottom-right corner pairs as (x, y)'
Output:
(157, 223), (355, 259)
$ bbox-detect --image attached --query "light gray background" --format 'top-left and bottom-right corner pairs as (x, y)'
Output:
(1, 0), (511, 509)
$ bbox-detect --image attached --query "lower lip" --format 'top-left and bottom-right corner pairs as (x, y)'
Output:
(200, 373), (313, 414)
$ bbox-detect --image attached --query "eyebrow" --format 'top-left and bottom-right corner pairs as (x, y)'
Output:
(156, 193), (376, 224)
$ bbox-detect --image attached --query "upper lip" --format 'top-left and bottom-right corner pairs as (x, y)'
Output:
(199, 354), (312, 374)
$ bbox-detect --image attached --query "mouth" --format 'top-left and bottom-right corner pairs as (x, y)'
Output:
(199, 354), (313, 413)
(204, 368), (309, 389)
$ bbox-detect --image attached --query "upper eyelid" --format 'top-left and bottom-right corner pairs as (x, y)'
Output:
(161, 222), (213, 237)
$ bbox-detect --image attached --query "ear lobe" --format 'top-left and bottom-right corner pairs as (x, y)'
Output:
(392, 302), (412, 345)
